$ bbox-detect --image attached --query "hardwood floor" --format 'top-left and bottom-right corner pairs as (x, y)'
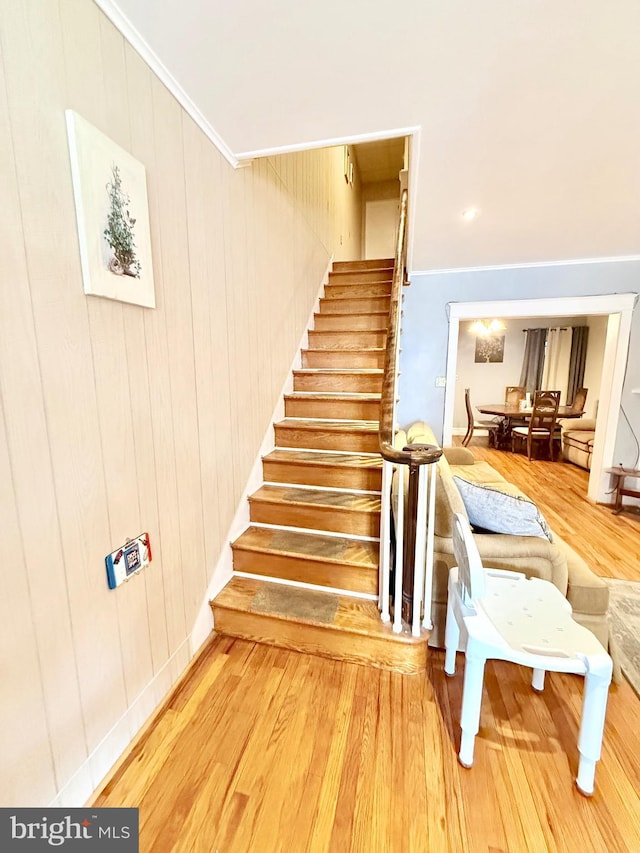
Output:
(96, 634), (640, 852)
(463, 438), (640, 581)
(95, 441), (640, 852)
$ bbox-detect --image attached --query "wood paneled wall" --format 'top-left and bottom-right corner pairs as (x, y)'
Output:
(0, 0), (362, 806)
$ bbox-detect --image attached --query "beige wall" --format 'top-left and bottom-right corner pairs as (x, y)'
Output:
(269, 145), (362, 262)
(0, 0), (361, 807)
(361, 180), (400, 260)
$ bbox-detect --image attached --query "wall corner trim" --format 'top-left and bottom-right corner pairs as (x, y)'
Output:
(409, 254), (640, 279)
(94, 0), (240, 169)
(235, 125), (422, 162)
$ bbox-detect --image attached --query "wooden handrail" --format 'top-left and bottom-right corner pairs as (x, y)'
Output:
(378, 189), (442, 468)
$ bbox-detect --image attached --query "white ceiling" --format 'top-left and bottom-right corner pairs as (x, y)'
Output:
(101, 0), (640, 271)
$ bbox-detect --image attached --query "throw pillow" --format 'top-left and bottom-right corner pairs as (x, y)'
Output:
(453, 476), (553, 541)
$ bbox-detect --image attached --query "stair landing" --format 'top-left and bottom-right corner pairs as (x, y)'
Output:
(212, 576), (428, 674)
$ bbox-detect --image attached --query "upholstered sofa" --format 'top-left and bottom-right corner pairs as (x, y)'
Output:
(559, 418), (596, 470)
(394, 422), (618, 676)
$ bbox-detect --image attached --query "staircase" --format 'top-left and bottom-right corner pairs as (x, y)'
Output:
(210, 259), (429, 673)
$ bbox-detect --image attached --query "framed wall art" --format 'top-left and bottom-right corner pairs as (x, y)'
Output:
(474, 334), (505, 363)
(65, 110), (155, 307)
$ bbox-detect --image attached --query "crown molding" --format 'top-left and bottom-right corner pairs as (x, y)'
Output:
(235, 126), (421, 162)
(410, 254), (640, 278)
(94, 0), (239, 168)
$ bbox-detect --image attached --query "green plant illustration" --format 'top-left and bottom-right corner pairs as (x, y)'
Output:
(104, 163), (141, 278)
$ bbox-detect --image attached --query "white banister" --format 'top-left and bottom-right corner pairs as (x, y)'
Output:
(411, 464), (428, 636)
(393, 464), (405, 634)
(378, 459), (393, 623)
(422, 461), (437, 630)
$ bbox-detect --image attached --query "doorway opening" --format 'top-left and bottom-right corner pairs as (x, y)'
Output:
(443, 294), (636, 503)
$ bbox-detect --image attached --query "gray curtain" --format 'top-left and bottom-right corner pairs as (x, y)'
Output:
(567, 325), (589, 404)
(519, 328), (547, 393)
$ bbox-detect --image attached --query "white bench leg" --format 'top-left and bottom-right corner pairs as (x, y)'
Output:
(531, 668), (546, 692)
(444, 596), (460, 676)
(575, 655), (613, 796)
(458, 646), (486, 768)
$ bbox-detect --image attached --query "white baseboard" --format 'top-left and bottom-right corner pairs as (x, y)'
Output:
(50, 637), (192, 807)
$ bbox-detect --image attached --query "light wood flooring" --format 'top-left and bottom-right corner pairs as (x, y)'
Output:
(95, 443), (640, 852)
(463, 437), (640, 582)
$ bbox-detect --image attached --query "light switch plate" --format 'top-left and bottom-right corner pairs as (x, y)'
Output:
(105, 532), (151, 589)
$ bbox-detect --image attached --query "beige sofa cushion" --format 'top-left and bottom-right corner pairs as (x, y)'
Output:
(403, 423), (469, 538)
(558, 417), (597, 432)
(553, 536), (610, 615)
(563, 431), (594, 451)
(448, 460), (507, 485)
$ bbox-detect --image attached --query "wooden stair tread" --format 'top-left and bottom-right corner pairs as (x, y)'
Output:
(283, 393), (381, 420)
(314, 311), (389, 319)
(324, 285), (391, 296)
(262, 445), (382, 491)
(318, 298), (390, 311)
(232, 526), (378, 567)
(302, 351), (384, 370)
(213, 577), (422, 643)
(276, 418), (378, 431)
(263, 448), (382, 468)
(284, 392), (381, 401)
(294, 368), (383, 374)
(324, 281), (391, 299)
(250, 484), (381, 513)
(319, 297), (389, 305)
(303, 347), (386, 355)
(210, 577), (428, 672)
(313, 314), (388, 332)
(332, 258), (393, 272)
(328, 273), (393, 284)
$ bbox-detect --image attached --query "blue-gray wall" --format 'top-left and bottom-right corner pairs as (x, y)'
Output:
(398, 259), (640, 466)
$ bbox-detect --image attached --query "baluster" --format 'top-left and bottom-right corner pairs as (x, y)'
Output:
(378, 460), (393, 623)
(393, 465), (404, 633)
(422, 461), (437, 630)
(412, 463), (428, 636)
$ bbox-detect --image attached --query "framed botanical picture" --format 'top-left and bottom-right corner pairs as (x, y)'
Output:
(65, 110), (155, 307)
(474, 334), (505, 363)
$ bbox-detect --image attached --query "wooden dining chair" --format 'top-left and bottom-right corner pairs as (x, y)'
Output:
(571, 387), (588, 414)
(511, 390), (560, 460)
(505, 385), (525, 407)
(462, 388), (500, 447)
(505, 385), (527, 429)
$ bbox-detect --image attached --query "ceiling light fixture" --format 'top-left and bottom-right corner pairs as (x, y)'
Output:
(470, 319), (505, 336)
(461, 207), (480, 222)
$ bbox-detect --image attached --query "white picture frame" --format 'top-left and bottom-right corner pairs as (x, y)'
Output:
(65, 110), (155, 308)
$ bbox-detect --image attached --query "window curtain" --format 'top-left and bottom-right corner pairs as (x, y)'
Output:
(567, 326), (589, 404)
(519, 328), (547, 394)
(541, 327), (572, 403)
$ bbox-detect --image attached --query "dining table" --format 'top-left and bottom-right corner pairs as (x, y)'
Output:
(478, 403), (583, 450)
